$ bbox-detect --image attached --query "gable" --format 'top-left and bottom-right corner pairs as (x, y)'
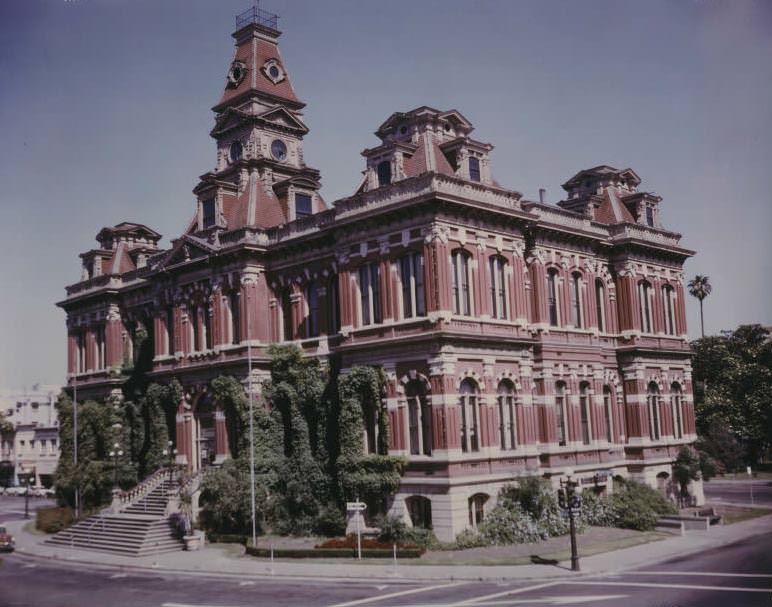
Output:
(257, 106), (308, 133)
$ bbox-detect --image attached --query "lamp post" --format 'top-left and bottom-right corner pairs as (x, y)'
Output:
(162, 441), (177, 489)
(22, 467), (31, 519)
(246, 285), (257, 549)
(558, 469), (581, 572)
(72, 374), (79, 518)
(108, 443), (123, 489)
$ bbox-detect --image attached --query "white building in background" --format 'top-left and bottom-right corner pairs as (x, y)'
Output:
(0, 384), (61, 487)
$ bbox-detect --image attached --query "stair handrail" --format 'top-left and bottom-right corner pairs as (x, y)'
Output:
(103, 467), (170, 514)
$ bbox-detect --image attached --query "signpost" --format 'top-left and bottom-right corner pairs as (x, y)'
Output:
(346, 501), (367, 560)
(747, 466), (754, 505)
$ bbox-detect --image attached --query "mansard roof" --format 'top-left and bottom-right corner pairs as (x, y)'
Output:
(95, 222), (161, 245)
(562, 165), (641, 190)
(375, 106), (474, 139)
(213, 23), (303, 113)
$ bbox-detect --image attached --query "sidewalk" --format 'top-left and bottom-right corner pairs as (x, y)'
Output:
(6, 512), (772, 583)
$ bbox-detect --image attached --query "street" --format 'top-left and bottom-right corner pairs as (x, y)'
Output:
(1, 530), (771, 607)
(0, 495), (56, 524)
(704, 480), (772, 507)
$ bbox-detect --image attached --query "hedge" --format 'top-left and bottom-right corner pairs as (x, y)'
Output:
(245, 546), (423, 559)
(36, 506), (75, 534)
(206, 533), (248, 545)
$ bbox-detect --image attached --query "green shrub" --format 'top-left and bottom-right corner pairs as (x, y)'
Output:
(376, 514), (407, 543)
(36, 506), (75, 534)
(608, 478), (677, 531)
(476, 502), (544, 545)
(314, 504), (346, 537)
(453, 528), (488, 549)
(375, 514), (440, 549)
(578, 490), (617, 527)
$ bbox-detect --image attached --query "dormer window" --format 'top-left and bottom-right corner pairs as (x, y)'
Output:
(295, 193), (312, 218)
(377, 160), (391, 187)
(202, 199), (216, 228)
(645, 206), (654, 227)
(469, 156), (481, 182)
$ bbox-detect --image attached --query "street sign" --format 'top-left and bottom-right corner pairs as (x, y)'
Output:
(346, 502), (367, 512)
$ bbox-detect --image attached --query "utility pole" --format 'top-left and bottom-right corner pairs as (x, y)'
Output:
(73, 374), (79, 519)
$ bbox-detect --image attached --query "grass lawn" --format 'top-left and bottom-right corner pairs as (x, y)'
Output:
(712, 471), (772, 481)
(714, 504), (772, 524)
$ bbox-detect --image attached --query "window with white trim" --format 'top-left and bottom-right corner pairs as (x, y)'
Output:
(406, 379), (432, 456)
(579, 382), (591, 445)
(647, 382), (661, 441)
(603, 385), (614, 443)
(547, 269), (559, 327)
(497, 380), (517, 450)
(358, 262), (382, 326)
(459, 378), (480, 452)
(671, 382), (683, 439)
(400, 252), (426, 318)
(451, 250), (472, 316)
(663, 285), (676, 335)
(595, 279), (606, 331)
(489, 256), (508, 319)
(468, 493), (488, 527)
(639, 281), (653, 333)
(570, 272), (583, 328)
(556, 382), (567, 446)
(305, 281), (319, 338)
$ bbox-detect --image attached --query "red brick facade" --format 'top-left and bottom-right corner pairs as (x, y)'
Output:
(57, 19), (699, 540)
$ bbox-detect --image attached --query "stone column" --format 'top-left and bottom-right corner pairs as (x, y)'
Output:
(423, 227), (452, 316)
(175, 399), (193, 469)
(337, 267), (354, 333)
(290, 284), (303, 340)
(585, 272), (598, 329)
(651, 278), (664, 334)
(152, 312), (165, 358)
(67, 332), (78, 375)
(675, 281), (688, 336)
(623, 376), (648, 441)
(84, 328), (96, 372)
(240, 273), (260, 343)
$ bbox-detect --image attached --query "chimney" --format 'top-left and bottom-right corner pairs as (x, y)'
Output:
(539, 188), (546, 203)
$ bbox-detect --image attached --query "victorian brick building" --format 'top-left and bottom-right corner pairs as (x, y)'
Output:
(58, 10), (699, 540)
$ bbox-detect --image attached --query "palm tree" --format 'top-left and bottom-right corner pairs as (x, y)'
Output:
(688, 275), (712, 337)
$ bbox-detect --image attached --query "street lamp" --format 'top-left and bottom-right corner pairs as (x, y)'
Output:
(558, 468), (581, 572)
(162, 441), (177, 489)
(108, 442), (124, 489)
(21, 466), (32, 520)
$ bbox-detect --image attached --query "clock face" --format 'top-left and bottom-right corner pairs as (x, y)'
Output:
(271, 139), (287, 162)
(227, 61), (246, 87)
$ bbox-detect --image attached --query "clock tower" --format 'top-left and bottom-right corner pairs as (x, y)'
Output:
(192, 6), (323, 233)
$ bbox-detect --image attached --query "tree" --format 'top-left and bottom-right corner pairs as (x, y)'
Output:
(691, 324), (772, 466)
(688, 275), (712, 338)
(672, 446), (702, 506)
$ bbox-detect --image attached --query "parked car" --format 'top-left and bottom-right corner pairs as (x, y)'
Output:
(4, 487), (24, 497)
(0, 526), (14, 552)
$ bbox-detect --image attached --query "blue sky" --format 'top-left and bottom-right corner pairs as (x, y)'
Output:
(1, 0), (770, 388)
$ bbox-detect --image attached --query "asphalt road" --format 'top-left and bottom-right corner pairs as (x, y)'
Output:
(2, 530), (771, 607)
(0, 495), (56, 524)
(704, 480), (772, 507)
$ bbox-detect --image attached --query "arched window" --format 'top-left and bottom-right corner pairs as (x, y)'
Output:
(671, 382), (683, 439)
(406, 496), (432, 529)
(328, 275), (340, 333)
(603, 385), (614, 443)
(459, 379), (480, 452)
(204, 305), (213, 349)
(305, 281), (319, 338)
(579, 382), (591, 445)
(647, 382), (661, 441)
(400, 252), (426, 318)
(406, 379), (432, 456)
(555, 381), (567, 446)
(570, 272), (583, 328)
(189, 305), (201, 352)
(377, 160), (391, 187)
(489, 256), (508, 319)
(663, 285), (676, 335)
(451, 250), (472, 316)
(468, 493), (489, 528)
(166, 306), (176, 354)
(358, 262), (381, 326)
(639, 280), (653, 333)
(546, 269), (559, 327)
(497, 380), (517, 450)
(595, 279), (606, 332)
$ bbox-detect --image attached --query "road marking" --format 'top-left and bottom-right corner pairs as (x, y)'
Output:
(374, 585), (388, 591)
(439, 596), (627, 606)
(238, 581), (255, 586)
(327, 581), (468, 607)
(162, 603), (241, 607)
(452, 582), (560, 605)
(22, 564), (37, 569)
(631, 570), (772, 579)
(564, 580), (772, 593)
(110, 573), (128, 579)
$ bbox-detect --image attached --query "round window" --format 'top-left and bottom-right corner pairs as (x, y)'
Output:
(269, 65), (280, 79)
(271, 139), (287, 161)
(230, 141), (242, 162)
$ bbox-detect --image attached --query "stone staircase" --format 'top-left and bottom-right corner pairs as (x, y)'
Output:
(45, 471), (186, 557)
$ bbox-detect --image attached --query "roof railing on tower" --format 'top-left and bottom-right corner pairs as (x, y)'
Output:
(236, 3), (279, 30)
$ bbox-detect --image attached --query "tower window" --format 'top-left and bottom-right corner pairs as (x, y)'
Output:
(377, 160), (392, 187)
(489, 256), (508, 319)
(595, 279), (606, 331)
(645, 207), (654, 227)
(400, 252), (426, 318)
(358, 262), (382, 326)
(570, 272), (582, 328)
(295, 193), (312, 218)
(469, 156), (481, 182)
(229, 141), (242, 162)
(202, 199), (216, 228)
(546, 269), (559, 327)
(639, 280), (653, 333)
(451, 250), (472, 316)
